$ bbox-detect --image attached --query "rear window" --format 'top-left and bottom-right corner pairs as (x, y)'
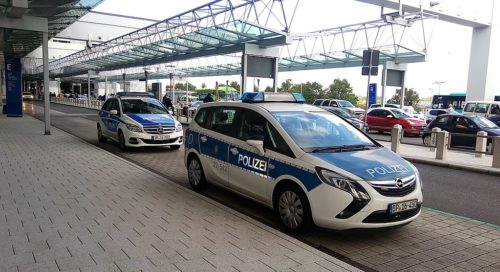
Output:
(313, 100), (323, 106)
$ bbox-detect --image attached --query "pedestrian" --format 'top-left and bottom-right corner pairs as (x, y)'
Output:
(203, 93), (214, 103)
(405, 102), (415, 115)
(162, 94), (173, 111)
(447, 104), (456, 114)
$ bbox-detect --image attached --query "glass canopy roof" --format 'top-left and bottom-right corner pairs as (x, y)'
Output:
(0, 0), (103, 57)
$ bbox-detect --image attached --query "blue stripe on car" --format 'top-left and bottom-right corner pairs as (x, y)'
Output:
(126, 114), (176, 126)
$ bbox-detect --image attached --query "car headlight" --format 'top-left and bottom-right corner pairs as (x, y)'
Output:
(175, 123), (183, 132)
(316, 168), (370, 201)
(126, 123), (143, 132)
(410, 164), (422, 189)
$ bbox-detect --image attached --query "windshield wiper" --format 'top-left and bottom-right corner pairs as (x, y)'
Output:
(311, 144), (378, 153)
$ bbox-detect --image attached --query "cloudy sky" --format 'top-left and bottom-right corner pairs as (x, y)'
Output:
(91, 0), (492, 97)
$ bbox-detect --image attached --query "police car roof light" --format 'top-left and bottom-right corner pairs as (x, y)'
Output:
(116, 92), (155, 98)
(240, 92), (305, 103)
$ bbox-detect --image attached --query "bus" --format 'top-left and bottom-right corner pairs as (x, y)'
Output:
(431, 93), (466, 113)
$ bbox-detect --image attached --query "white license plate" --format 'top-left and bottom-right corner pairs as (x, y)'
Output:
(152, 135), (170, 141)
(389, 199), (418, 214)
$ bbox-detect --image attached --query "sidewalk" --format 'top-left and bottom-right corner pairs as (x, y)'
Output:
(0, 114), (360, 272)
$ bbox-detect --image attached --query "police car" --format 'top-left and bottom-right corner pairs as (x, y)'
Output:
(184, 92), (423, 233)
(97, 92), (183, 150)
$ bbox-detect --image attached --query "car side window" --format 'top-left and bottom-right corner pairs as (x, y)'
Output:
(330, 101), (338, 107)
(436, 116), (450, 126)
(474, 103), (488, 113)
(194, 108), (209, 128)
(381, 110), (392, 117)
(464, 103), (476, 112)
(110, 99), (120, 115)
(489, 104), (500, 115)
(101, 100), (112, 111)
(207, 107), (238, 136)
(368, 109), (380, 116)
(321, 100), (330, 106)
(313, 100), (323, 106)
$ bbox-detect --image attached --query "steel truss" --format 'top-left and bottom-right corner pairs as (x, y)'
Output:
(32, 0), (298, 77)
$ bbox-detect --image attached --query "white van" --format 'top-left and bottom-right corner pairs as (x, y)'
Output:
(463, 101), (500, 117)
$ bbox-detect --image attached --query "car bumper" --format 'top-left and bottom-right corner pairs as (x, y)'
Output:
(308, 182), (423, 230)
(123, 130), (184, 147)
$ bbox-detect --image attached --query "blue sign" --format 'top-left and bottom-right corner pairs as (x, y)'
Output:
(368, 83), (377, 106)
(5, 57), (22, 117)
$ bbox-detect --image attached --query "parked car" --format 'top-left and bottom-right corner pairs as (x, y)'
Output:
(424, 109), (447, 124)
(369, 103), (400, 109)
(325, 107), (368, 131)
(488, 115), (500, 127)
(422, 114), (500, 148)
(22, 92), (34, 100)
(463, 101), (500, 118)
(313, 99), (365, 118)
(366, 107), (426, 136)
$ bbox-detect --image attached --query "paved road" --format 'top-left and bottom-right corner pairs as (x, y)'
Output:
(24, 101), (500, 272)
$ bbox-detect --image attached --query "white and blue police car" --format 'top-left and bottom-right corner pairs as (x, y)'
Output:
(184, 92), (423, 233)
(97, 92), (183, 150)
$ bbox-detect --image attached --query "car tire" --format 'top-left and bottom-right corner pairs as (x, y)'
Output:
(118, 131), (127, 151)
(423, 135), (431, 146)
(170, 145), (181, 150)
(187, 156), (207, 191)
(275, 184), (312, 234)
(97, 124), (107, 143)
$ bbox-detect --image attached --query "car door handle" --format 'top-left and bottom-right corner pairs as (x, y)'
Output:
(230, 147), (239, 155)
(200, 136), (207, 142)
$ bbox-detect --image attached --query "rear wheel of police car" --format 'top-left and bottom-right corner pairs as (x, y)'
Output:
(97, 124), (106, 143)
(274, 184), (312, 233)
(187, 156), (207, 191)
(118, 130), (127, 151)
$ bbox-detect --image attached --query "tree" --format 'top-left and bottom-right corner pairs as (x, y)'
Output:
(327, 78), (358, 105)
(391, 88), (420, 107)
(201, 83), (207, 89)
(279, 79), (293, 92)
(174, 82), (196, 91)
(229, 81), (240, 92)
(264, 86), (273, 92)
(300, 81), (324, 104)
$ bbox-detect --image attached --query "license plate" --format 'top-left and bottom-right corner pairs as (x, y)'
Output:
(389, 199), (418, 214)
(152, 135), (170, 141)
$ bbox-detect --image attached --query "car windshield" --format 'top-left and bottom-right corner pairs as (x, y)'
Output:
(121, 98), (168, 114)
(471, 116), (499, 128)
(338, 100), (354, 107)
(390, 109), (412, 118)
(328, 108), (351, 118)
(271, 111), (375, 152)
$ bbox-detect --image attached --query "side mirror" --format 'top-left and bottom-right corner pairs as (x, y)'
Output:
(246, 139), (265, 156)
(110, 110), (118, 115)
(387, 115), (393, 118)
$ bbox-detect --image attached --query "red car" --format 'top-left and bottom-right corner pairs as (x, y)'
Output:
(366, 107), (426, 136)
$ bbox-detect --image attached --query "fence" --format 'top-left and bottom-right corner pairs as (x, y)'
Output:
(50, 97), (103, 110)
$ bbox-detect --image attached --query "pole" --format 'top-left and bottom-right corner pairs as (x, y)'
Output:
(87, 71), (91, 107)
(0, 68), (3, 108)
(104, 76), (108, 99)
(43, 31), (51, 135)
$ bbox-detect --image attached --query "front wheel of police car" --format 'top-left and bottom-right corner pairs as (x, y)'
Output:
(187, 157), (207, 191)
(118, 131), (127, 151)
(275, 184), (313, 233)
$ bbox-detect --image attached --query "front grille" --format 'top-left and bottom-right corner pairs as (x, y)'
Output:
(363, 204), (421, 223)
(370, 175), (417, 197)
(141, 137), (179, 144)
(143, 125), (175, 134)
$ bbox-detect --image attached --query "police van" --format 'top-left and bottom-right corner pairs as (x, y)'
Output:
(184, 92), (423, 233)
(97, 92), (184, 150)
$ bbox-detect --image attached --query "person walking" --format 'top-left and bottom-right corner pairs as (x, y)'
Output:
(447, 104), (456, 114)
(203, 93), (214, 103)
(163, 94), (173, 112)
(405, 102), (415, 115)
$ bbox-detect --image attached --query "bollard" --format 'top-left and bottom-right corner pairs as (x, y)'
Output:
(436, 130), (449, 160)
(391, 124), (402, 153)
(430, 127), (441, 151)
(493, 137), (500, 168)
(475, 131), (487, 158)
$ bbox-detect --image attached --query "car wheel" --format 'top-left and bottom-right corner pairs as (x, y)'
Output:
(423, 135), (431, 146)
(118, 131), (127, 151)
(275, 184), (312, 234)
(170, 145), (181, 150)
(97, 124), (107, 143)
(187, 156), (207, 191)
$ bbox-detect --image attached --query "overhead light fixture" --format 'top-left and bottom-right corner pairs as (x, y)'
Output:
(429, 1), (440, 8)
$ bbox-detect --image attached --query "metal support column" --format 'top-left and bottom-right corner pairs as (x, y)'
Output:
(241, 54), (248, 95)
(273, 58), (278, 93)
(0, 67), (3, 108)
(87, 71), (91, 106)
(104, 76), (108, 99)
(43, 31), (51, 135)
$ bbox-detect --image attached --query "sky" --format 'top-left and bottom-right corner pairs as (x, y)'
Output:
(90, 0), (491, 98)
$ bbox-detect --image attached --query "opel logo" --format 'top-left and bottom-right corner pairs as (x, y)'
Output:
(157, 126), (164, 134)
(395, 178), (404, 188)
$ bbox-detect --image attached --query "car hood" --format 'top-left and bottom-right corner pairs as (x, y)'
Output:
(310, 147), (415, 181)
(126, 114), (176, 126)
(482, 127), (500, 135)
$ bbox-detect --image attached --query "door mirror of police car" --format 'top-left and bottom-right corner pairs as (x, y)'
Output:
(110, 110), (118, 115)
(246, 140), (265, 156)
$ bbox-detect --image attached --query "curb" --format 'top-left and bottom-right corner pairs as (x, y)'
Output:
(402, 156), (500, 177)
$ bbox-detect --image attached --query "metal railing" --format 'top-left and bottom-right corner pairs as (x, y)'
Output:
(50, 97), (103, 110)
